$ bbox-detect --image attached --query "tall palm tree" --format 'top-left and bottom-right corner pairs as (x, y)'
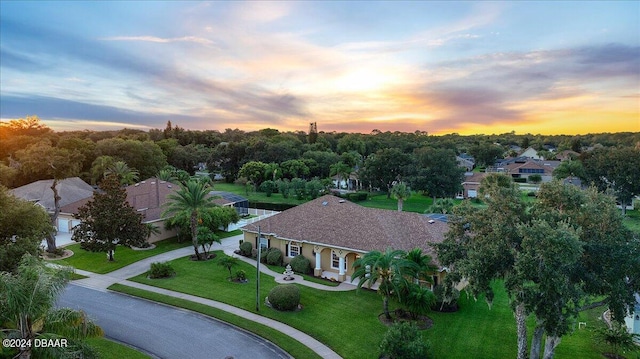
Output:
(404, 248), (437, 283)
(162, 180), (216, 260)
(351, 248), (418, 319)
(0, 255), (103, 359)
(105, 161), (139, 185)
(391, 182), (411, 212)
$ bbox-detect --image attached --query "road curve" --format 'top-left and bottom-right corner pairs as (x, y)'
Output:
(57, 284), (290, 359)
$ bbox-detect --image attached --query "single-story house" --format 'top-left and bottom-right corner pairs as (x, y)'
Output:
(10, 177), (95, 233)
(520, 147), (543, 160)
(624, 293), (640, 342)
(10, 177), (95, 215)
(456, 154), (475, 172)
(60, 178), (180, 243)
(241, 195), (449, 284)
(460, 172), (488, 198)
(495, 158), (560, 183)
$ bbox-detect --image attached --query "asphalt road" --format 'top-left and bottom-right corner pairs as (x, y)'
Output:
(57, 285), (290, 359)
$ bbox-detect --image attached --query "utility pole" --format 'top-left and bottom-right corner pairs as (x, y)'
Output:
(256, 226), (261, 312)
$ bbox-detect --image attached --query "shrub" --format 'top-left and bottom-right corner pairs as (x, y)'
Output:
(266, 248), (283, 266)
(432, 284), (460, 312)
(347, 192), (368, 202)
(528, 174), (542, 184)
(379, 322), (431, 359)
(239, 241), (253, 257)
(235, 270), (247, 281)
(513, 177), (527, 183)
(259, 180), (277, 197)
(290, 255), (311, 274)
(267, 284), (300, 311)
(149, 262), (175, 279)
(527, 191), (537, 197)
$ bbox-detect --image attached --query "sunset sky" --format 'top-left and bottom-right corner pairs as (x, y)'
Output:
(1, 1), (638, 135)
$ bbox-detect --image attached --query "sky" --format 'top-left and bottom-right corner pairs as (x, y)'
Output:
(1, 1), (639, 135)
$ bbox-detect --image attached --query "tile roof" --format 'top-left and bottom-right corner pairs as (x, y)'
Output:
(10, 177), (95, 212)
(242, 195), (449, 265)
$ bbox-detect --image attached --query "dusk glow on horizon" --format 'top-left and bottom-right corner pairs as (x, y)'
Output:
(1, 1), (638, 135)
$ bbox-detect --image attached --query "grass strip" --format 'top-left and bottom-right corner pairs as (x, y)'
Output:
(108, 283), (321, 359)
(85, 337), (150, 359)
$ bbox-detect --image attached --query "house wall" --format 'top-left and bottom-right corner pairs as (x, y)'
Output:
(146, 220), (178, 243)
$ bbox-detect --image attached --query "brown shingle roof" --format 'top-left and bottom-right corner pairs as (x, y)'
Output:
(242, 195), (448, 264)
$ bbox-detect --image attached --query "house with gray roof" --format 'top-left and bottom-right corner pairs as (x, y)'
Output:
(241, 194), (449, 283)
(10, 177), (95, 213)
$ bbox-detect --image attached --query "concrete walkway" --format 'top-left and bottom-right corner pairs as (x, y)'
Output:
(69, 235), (345, 359)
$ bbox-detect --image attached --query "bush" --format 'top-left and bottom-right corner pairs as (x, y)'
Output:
(267, 284), (300, 311)
(347, 192), (368, 202)
(239, 241), (253, 257)
(513, 177), (527, 183)
(528, 174), (542, 184)
(290, 255), (311, 274)
(379, 322), (431, 359)
(235, 270), (246, 281)
(149, 262), (175, 279)
(527, 191), (537, 197)
(432, 284), (460, 312)
(266, 248), (283, 266)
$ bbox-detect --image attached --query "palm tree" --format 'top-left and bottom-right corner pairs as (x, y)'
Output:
(162, 180), (217, 260)
(0, 255), (103, 359)
(351, 248), (418, 319)
(404, 248), (437, 283)
(390, 182), (411, 212)
(329, 161), (351, 190)
(218, 255), (239, 280)
(428, 198), (455, 214)
(105, 161), (139, 185)
(157, 168), (177, 183)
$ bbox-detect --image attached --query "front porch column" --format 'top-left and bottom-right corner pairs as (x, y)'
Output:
(338, 256), (346, 282)
(314, 250), (322, 277)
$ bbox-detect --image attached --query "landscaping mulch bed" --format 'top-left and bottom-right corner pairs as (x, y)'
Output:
(42, 249), (74, 260)
(189, 253), (217, 261)
(378, 309), (434, 330)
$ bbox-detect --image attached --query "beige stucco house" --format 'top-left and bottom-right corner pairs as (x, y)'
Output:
(241, 195), (449, 284)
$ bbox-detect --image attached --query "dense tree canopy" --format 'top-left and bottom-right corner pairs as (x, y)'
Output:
(0, 187), (52, 272)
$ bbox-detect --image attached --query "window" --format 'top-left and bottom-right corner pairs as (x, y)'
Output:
(331, 250), (346, 270)
(288, 243), (300, 258)
(258, 236), (269, 250)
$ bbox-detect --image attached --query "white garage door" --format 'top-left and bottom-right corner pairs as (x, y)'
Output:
(468, 189), (478, 198)
(58, 219), (70, 233)
(71, 220), (82, 232)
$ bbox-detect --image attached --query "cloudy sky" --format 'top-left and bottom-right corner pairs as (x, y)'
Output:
(1, 1), (638, 135)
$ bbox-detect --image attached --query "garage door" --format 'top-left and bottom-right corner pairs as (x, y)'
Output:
(468, 189), (478, 198)
(71, 220), (82, 232)
(58, 219), (70, 233)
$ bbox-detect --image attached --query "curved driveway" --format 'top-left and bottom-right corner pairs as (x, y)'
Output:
(57, 285), (289, 359)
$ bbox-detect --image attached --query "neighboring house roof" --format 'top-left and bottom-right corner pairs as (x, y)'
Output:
(462, 172), (487, 185)
(242, 195), (448, 265)
(503, 160), (555, 175)
(60, 178), (178, 223)
(520, 147), (542, 160)
(556, 150), (580, 161)
(10, 177), (94, 212)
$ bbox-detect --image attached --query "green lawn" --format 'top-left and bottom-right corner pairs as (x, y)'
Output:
(53, 230), (243, 274)
(124, 251), (624, 359)
(623, 209), (640, 235)
(127, 251), (390, 358)
(86, 337), (150, 359)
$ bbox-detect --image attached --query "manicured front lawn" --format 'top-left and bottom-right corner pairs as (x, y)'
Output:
(128, 251), (389, 358)
(52, 237), (190, 273)
(124, 251), (625, 359)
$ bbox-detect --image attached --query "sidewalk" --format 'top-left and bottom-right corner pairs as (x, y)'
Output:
(69, 234), (343, 359)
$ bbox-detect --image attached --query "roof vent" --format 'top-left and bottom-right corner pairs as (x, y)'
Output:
(338, 200), (345, 203)
(322, 201), (328, 206)
(167, 185), (172, 188)
(134, 183), (140, 187)
(428, 219), (435, 224)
